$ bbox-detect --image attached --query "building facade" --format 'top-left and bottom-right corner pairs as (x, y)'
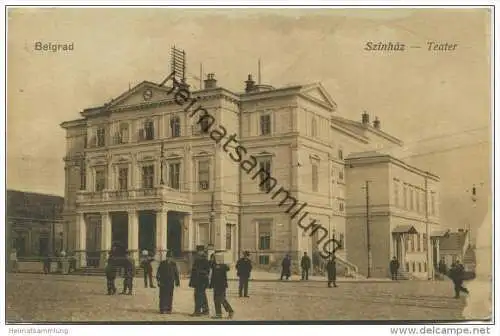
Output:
(344, 152), (441, 279)
(61, 71), (436, 276)
(6, 190), (64, 259)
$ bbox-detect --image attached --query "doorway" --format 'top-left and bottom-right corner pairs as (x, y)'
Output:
(167, 212), (183, 258)
(139, 211), (156, 254)
(111, 213), (129, 252)
(39, 236), (49, 256)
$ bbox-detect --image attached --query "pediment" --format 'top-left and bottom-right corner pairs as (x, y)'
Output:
(105, 81), (175, 110)
(300, 83), (337, 111)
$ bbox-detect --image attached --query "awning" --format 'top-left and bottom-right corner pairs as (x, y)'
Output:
(392, 225), (418, 234)
(431, 230), (450, 238)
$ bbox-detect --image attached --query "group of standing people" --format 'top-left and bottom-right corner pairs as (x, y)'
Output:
(281, 252), (338, 287)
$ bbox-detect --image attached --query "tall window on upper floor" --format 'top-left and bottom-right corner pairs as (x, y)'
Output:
(200, 117), (211, 134)
(142, 165), (154, 189)
(79, 160), (86, 190)
(260, 114), (271, 136)
(311, 161), (319, 192)
(393, 181), (399, 206)
(198, 160), (210, 190)
(403, 185), (408, 209)
(143, 120), (155, 140)
(258, 157), (272, 192)
(119, 123), (129, 144)
(95, 168), (106, 192)
(416, 190), (421, 213)
(338, 168), (344, 182)
(96, 127), (106, 147)
(338, 148), (344, 160)
(311, 117), (318, 138)
(170, 116), (181, 138)
(168, 162), (181, 190)
(409, 188), (414, 211)
(118, 167), (128, 190)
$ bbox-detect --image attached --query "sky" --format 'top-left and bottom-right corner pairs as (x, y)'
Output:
(6, 8), (491, 238)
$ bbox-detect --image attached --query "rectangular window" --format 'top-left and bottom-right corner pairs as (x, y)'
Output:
(423, 233), (428, 251)
(198, 160), (210, 190)
(170, 117), (181, 137)
(418, 262), (422, 273)
(198, 223), (209, 246)
(142, 165), (154, 189)
(311, 163), (318, 192)
(144, 120), (155, 140)
(394, 182), (399, 206)
(168, 162), (181, 190)
(410, 235), (415, 252)
(97, 127), (106, 147)
(258, 158), (272, 192)
(259, 255), (270, 265)
(338, 169), (344, 181)
(225, 224), (232, 250)
(409, 188), (414, 211)
(118, 167), (128, 190)
(258, 221), (272, 250)
(416, 234), (421, 252)
(416, 190), (421, 213)
(424, 262), (427, 272)
(119, 123), (129, 143)
(339, 201), (344, 212)
(405, 262), (409, 272)
(95, 169), (106, 191)
(80, 161), (86, 190)
(403, 185), (408, 209)
(260, 114), (271, 135)
(338, 233), (345, 249)
(412, 262), (416, 273)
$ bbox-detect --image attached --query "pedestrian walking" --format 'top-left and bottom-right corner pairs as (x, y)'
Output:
(301, 252), (311, 280)
(189, 250), (211, 316)
(141, 249), (155, 288)
(156, 250), (180, 314)
(236, 251), (252, 297)
(9, 248), (18, 273)
(105, 258), (117, 295)
(448, 260), (470, 298)
(389, 256), (400, 280)
(121, 254), (135, 295)
(280, 254), (292, 280)
(42, 252), (51, 274)
(326, 255), (337, 287)
(209, 252), (234, 319)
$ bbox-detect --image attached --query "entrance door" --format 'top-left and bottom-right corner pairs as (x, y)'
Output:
(167, 212), (182, 258)
(39, 236), (49, 256)
(139, 212), (156, 253)
(112, 213), (128, 253)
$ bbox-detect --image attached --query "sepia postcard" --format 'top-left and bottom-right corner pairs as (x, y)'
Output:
(3, 5), (495, 330)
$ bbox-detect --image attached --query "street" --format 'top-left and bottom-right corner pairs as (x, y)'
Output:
(6, 273), (466, 322)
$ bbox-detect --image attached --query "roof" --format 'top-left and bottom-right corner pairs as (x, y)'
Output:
(431, 229), (450, 238)
(331, 115), (403, 146)
(392, 225), (418, 234)
(6, 190), (64, 220)
(439, 231), (469, 251)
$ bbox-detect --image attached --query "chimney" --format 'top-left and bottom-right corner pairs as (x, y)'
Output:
(361, 111), (370, 125)
(373, 116), (381, 129)
(245, 74), (255, 93)
(204, 73), (217, 89)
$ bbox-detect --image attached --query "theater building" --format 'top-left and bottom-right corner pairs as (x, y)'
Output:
(61, 70), (439, 276)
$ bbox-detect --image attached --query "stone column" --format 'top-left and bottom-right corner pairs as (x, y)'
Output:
(156, 209), (167, 261)
(128, 210), (139, 266)
(400, 234), (407, 272)
(76, 212), (86, 268)
(100, 212), (112, 267)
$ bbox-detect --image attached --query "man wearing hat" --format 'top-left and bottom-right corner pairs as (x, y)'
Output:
(236, 251), (252, 297)
(189, 248), (211, 316)
(156, 250), (180, 314)
(141, 249), (155, 288)
(209, 251), (234, 319)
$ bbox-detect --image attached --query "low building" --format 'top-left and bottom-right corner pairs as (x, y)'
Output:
(345, 151), (441, 279)
(439, 229), (475, 271)
(6, 190), (64, 259)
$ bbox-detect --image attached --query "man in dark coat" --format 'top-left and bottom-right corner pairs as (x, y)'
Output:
(209, 253), (234, 319)
(448, 260), (470, 298)
(236, 251), (252, 297)
(156, 251), (180, 314)
(326, 255), (337, 287)
(389, 256), (400, 280)
(42, 252), (51, 274)
(301, 252), (311, 280)
(141, 250), (155, 288)
(280, 254), (292, 280)
(189, 250), (211, 316)
(105, 257), (117, 295)
(121, 255), (135, 295)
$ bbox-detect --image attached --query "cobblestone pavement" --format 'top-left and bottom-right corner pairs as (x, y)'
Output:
(6, 273), (466, 322)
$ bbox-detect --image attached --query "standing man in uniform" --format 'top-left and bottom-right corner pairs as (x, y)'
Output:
(209, 252), (234, 319)
(280, 254), (292, 280)
(189, 250), (211, 316)
(236, 251), (252, 297)
(121, 253), (135, 295)
(326, 254), (338, 288)
(156, 250), (180, 314)
(301, 252), (311, 280)
(389, 256), (400, 280)
(105, 254), (117, 295)
(449, 259), (470, 298)
(141, 249), (155, 288)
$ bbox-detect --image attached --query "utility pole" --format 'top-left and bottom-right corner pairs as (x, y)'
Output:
(424, 174), (432, 280)
(364, 181), (372, 278)
(52, 204), (57, 255)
